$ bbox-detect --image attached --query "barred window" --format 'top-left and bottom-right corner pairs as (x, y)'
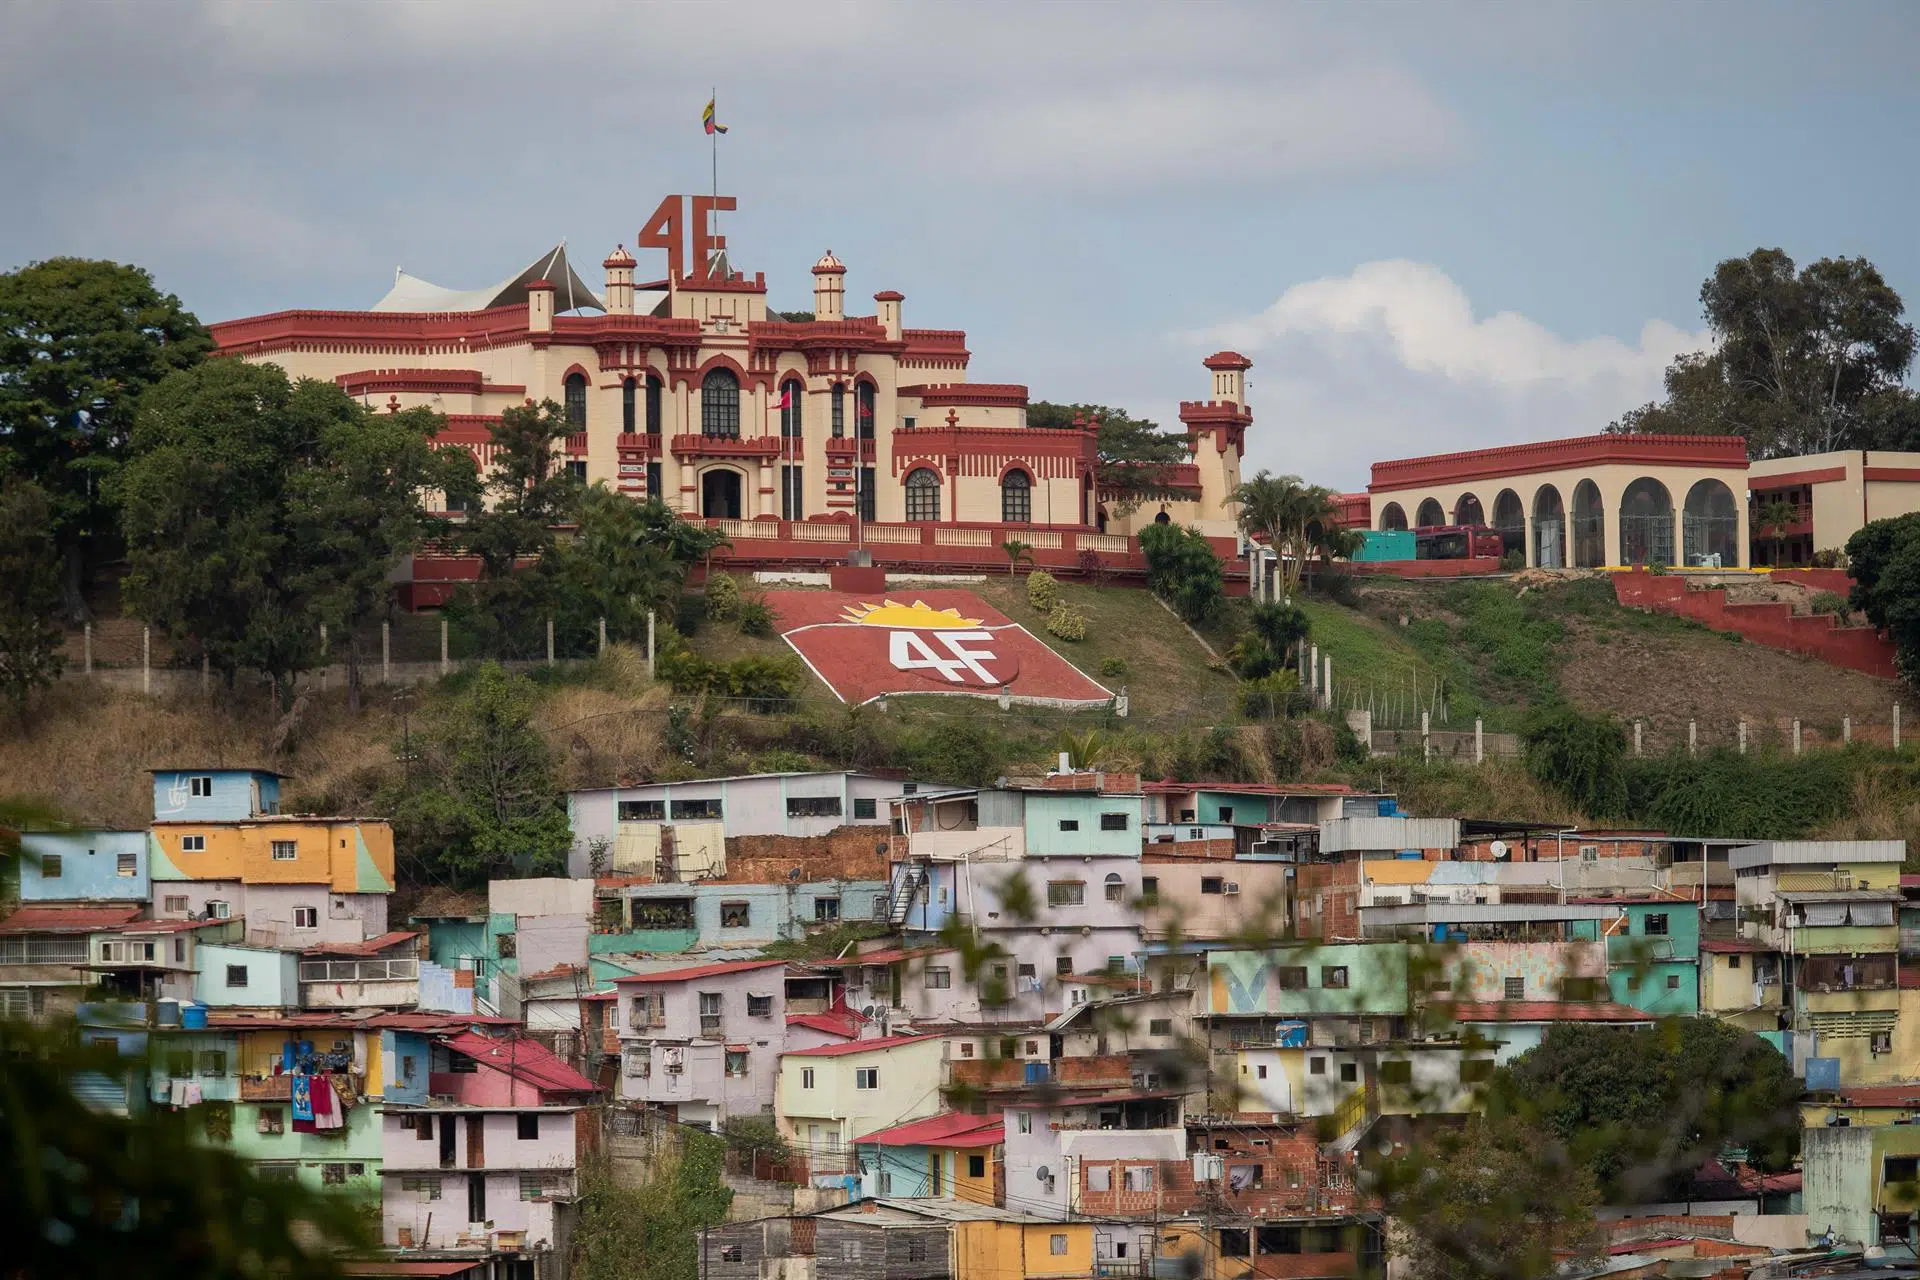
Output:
(701, 369), (740, 438)
(780, 378), (804, 437)
(645, 374), (663, 435)
(623, 378), (637, 433)
(564, 372), (588, 428)
(1001, 469), (1032, 523)
(905, 468), (941, 522)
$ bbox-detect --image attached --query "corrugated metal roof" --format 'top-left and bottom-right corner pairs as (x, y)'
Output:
(1319, 817), (1462, 854)
(439, 1031), (597, 1094)
(0, 904), (143, 933)
(1728, 840), (1906, 870)
(782, 1033), (941, 1058)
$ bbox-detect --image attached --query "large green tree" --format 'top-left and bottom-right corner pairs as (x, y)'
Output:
(118, 360), (456, 703)
(1230, 470), (1355, 603)
(0, 259), (212, 618)
(1500, 1018), (1801, 1201)
(1028, 401), (1193, 513)
(1844, 512), (1920, 684)
(547, 488), (728, 652)
(0, 479), (67, 718)
(382, 662), (572, 886)
(1138, 521), (1225, 623)
(1610, 248), (1918, 457)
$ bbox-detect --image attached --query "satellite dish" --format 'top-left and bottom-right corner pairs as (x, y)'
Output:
(1489, 839), (1510, 861)
(1036, 1166), (1052, 1182)
(862, 1005), (879, 1020)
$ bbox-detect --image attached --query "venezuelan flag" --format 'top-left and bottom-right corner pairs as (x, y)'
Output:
(703, 97), (727, 135)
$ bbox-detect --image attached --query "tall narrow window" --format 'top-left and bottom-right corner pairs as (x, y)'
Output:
(622, 378), (637, 433)
(905, 468), (942, 522)
(701, 369), (740, 438)
(831, 384), (846, 438)
(856, 382), (876, 440)
(781, 466), (803, 521)
(780, 378), (804, 438)
(564, 372), (587, 428)
(1002, 469), (1032, 523)
(646, 461), (662, 501)
(645, 374), (663, 435)
(858, 468), (875, 522)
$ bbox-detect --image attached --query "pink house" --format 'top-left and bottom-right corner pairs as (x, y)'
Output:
(379, 1031), (599, 1256)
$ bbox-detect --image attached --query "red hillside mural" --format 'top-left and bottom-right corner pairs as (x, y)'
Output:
(767, 590), (1113, 707)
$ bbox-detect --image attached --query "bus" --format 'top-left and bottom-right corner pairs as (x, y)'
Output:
(1414, 525), (1503, 561)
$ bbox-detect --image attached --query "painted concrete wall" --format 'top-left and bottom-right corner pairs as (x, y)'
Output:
(18, 831), (149, 901)
(616, 880), (887, 947)
(618, 965), (785, 1121)
(152, 769), (280, 822)
(568, 772), (901, 872)
(1207, 944), (1410, 1017)
(195, 944), (300, 1007)
(1023, 793), (1143, 858)
(775, 1038), (948, 1151)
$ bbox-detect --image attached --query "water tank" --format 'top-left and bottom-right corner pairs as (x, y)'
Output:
(180, 1003), (209, 1030)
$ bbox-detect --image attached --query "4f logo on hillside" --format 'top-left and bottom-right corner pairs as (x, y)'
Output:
(841, 600), (1018, 688)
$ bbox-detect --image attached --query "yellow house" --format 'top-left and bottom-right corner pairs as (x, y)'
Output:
(150, 818), (395, 892)
(776, 1034), (950, 1172)
(1698, 939), (1783, 1032)
(953, 1218), (1097, 1280)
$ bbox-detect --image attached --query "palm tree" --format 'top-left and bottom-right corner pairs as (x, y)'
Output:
(1753, 497), (1801, 567)
(1001, 539), (1034, 577)
(1229, 471), (1346, 602)
(1056, 728), (1110, 770)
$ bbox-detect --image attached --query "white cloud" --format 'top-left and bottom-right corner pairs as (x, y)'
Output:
(1192, 261), (1709, 489)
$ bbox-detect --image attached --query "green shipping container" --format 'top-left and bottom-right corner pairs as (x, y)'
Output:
(1354, 529), (1414, 562)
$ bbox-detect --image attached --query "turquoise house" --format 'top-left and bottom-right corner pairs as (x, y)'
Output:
(1570, 898), (1699, 1016)
(150, 767), (283, 822)
(1022, 791), (1143, 858)
(18, 830), (150, 902)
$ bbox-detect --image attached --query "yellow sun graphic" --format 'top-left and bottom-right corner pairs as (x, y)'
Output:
(840, 599), (984, 628)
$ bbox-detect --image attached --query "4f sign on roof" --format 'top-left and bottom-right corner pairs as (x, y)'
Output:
(767, 590), (1112, 708)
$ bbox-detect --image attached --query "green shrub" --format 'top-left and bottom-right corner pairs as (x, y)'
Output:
(738, 600), (776, 636)
(1499, 549), (1526, 572)
(1522, 704), (1627, 818)
(1811, 547), (1849, 569)
(1808, 591), (1848, 617)
(1027, 570), (1059, 612)
(705, 572), (742, 621)
(1098, 657), (1129, 680)
(1046, 603), (1088, 641)
(1139, 522), (1225, 623)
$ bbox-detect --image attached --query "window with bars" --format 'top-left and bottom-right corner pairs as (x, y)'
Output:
(645, 374), (663, 434)
(1001, 469), (1032, 523)
(618, 799), (665, 821)
(904, 468), (941, 521)
(271, 841), (297, 860)
(117, 853), (139, 877)
(780, 378), (804, 436)
(623, 378), (637, 432)
(564, 372), (588, 427)
(701, 369), (740, 437)
(831, 384), (846, 437)
(855, 383), (876, 440)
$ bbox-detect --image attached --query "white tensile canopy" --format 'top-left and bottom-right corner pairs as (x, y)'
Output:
(372, 243), (605, 314)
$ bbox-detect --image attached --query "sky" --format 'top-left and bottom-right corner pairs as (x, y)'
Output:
(4, 0), (1918, 490)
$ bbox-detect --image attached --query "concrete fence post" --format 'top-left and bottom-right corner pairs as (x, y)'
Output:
(1633, 719), (1643, 758)
(1792, 719), (1802, 756)
(1896, 704), (1903, 752)
(1322, 654), (1333, 709)
(546, 617), (555, 665)
(319, 622), (328, 656)
(1421, 710), (1431, 763)
(1737, 720), (1747, 755)
(142, 625), (150, 696)
(382, 621), (391, 684)
(647, 611), (656, 680)
(1844, 715), (1852, 745)
(1309, 645), (1320, 695)
(1474, 718), (1484, 765)
(598, 617), (607, 656)
(440, 618), (450, 676)
(83, 622), (93, 676)
(1688, 719), (1697, 757)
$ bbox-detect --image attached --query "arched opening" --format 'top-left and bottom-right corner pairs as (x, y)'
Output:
(1491, 489), (1524, 557)
(1532, 486), (1566, 569)
(904, 468), (942, 522)
(1453, 493), (1485, 527)
(622, 378), (637, 433)
(1153, 510), (1171, 525)
(780, 377), (804, 438)
(1619, 477), (1675, 567)
(1378, 502), (1408, 532)
(1002, 469), (1032, 523)
(1104, 872), (1125, 903)
(1415, 497), (1445, 528)
(1682, 479), (1739, 568)
(563, 371), (588, 428)
(645, 373), (663, 435)
(701, 469), (743, 519)
(701, 368), (740, 438)
(1571, 481), (1606, 568)
(855, 382), (877, 440)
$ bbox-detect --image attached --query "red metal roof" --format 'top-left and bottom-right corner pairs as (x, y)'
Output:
(788, 1011), (864, 1039)
(1700, 938), (1776, 953)
(855, 1111), (1004, 1147)
(610, 958), (788, 984)
(440, 1031), (598, 1094)
(302, 930), (419, 957)
(1140, 781), (1357, 796)
(1369, 432), (1748, 492)
(815, 947), (953, 967)
(0, 904), (143, 934)
(1440, 1000), (1654, 1023)
(1827, 1084), (1920, 1107)
(783, 1033), (941, 1058)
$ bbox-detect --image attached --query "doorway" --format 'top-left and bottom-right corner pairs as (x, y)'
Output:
(467, 1172), (486, 1224)
(438, 1114), (455, 1168)
(702, 469), (743, 519)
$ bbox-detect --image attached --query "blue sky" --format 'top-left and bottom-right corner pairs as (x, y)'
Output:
(4, 0), (1916, 489)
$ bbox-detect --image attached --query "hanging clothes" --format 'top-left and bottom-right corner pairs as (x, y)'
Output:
(291, 1073), (314, 1124)
(312, 1075), (344, 1131)
(183, 1081), (203, 1106)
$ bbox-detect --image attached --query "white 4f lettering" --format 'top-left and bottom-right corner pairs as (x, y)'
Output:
(889, 630), (1000, 684)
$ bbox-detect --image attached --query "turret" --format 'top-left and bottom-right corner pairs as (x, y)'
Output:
(603, 244), (637, 316)
(812, 250), (846, 321)
(1202, 350), (1251, 406)
(526, 279), (555, 333)
(875, 290), (903, 341)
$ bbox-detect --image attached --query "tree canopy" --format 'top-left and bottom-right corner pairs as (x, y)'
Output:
(1138, 521), (1225, 623)
(1029, 401), (1193, 511)
(1610, 248), (1918, 457)
(1230, 470), (1357, 602)
(1844, 512), (1920, 683)
(0, 479), (66, 718)
(0, 258), (212, 616)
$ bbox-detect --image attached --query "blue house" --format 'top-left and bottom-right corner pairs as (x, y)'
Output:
(18, 830), (149, 902)
(1570, 897), (1701, 1017)
(150, 768), (284, 823)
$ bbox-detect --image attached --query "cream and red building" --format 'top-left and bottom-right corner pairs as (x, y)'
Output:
(207, 196), (1250, 580)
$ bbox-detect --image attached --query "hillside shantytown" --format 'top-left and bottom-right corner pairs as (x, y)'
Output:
(10, 23), (1920, 1278)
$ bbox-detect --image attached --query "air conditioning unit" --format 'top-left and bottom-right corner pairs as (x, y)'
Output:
(1222, 883), (1241, 896)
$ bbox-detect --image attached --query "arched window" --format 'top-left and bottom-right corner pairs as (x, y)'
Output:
(905, 468), (942, 522)
(1378, 502), (1407, 532)
(1104, 873), (1125, 903)
(780, 378), (804, 438)
(1001, 469), (1032, 523)
(701, 368), (740, 438)
(856, 382), (876, 440)
(645, 374), (663, 436)
(1453, 493), (1484, 526)
(1571, 480), (1606, 568)
(831, 384), (846, 438)
(622, 378), (637, 434)
(1491, 489), (1524, 557)
(1532, 485), (1565, 569)
(1415, 498), (1445, 528)
(563, 372), (588, 428)
(1619, 478), (1675, 567)
(1682, 479), (1740, 568)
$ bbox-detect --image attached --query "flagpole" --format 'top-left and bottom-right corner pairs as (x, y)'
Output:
(709, 85), (719, 275)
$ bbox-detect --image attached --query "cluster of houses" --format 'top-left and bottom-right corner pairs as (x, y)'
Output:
(7, 763), (1919, 1278)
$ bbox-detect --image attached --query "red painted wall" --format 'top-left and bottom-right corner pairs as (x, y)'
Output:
(1348, 557), (1503, 578)
(1611, 571), (1896, 680)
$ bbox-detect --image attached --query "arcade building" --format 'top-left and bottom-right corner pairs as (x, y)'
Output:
(209, 195), (1250, 568)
